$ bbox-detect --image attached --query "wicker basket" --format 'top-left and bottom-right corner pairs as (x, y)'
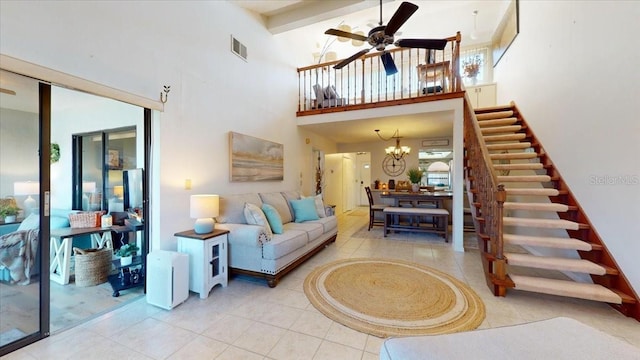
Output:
(73, 247), (112, 287)
(69, 211), (102, 228)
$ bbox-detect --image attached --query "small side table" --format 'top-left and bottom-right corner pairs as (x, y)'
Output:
(175, 228), (229, 299)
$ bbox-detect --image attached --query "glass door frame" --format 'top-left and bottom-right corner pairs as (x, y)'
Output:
(0, 82), (51, 356)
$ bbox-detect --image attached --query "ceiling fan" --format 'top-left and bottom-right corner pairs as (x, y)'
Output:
(324, 1), (447, 75)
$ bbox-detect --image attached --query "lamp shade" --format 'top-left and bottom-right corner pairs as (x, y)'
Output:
(190, 194), (219, 234)
(14, 181), (39, 196)
(82, 181), (96, 193)
(113, 185), (124, 199)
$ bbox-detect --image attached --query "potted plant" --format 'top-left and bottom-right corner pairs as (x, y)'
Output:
(406, 167), (424, 192)
(115, 243), (139, 266)
(0, 201), (21, 223)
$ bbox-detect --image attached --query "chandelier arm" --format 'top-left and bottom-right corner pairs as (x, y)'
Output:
(375, 128), (400, 141)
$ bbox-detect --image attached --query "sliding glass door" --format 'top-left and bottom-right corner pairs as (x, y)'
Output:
(0, 70), (50, 355)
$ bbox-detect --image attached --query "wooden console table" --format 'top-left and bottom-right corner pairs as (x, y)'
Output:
(50, 225), (130, 285)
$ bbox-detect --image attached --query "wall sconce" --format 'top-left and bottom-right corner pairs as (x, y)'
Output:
(190, 194), (219, 234)
(14, 181), (39, 215)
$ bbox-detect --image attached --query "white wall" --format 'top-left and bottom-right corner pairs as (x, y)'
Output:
(50, 86), (143, 210)
(0, 1), (337, 250)
(494, 1), (640, 292)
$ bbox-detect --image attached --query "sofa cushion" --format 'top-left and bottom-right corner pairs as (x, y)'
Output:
(261, 203), (284, 234)
(262, 230), (308, 260)
(284, 222), (324, 243)
(243, 203), (272, 241)
(18, 210), (75, 231)
(308, 216), (338, 234)
(290, 197), (320, 223)
(259, 192), (293, 224)
(217, 193), (263, 224)
(304, 194), (326, 218)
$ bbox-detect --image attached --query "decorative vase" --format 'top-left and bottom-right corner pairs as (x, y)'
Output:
(120, 255), (132, 266)
(4, 215), (17, 223)
(411, 183), (420, 192)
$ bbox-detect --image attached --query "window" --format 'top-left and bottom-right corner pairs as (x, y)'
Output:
(460, 47), (489, 85)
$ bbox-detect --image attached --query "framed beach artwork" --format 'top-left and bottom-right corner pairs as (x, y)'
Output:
(492, 0), (519, 67)
(229, 132), (284, 182)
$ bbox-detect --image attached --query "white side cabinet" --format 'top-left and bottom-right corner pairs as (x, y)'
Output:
(466, 83), (497, 108)
(175, 228), (229, 299)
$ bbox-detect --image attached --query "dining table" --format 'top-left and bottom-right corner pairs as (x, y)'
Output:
(379, 190), (453, 208)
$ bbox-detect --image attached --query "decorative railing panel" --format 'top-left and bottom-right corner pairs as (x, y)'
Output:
(297, 33), (461, 115)
(462, 92), (506, 288)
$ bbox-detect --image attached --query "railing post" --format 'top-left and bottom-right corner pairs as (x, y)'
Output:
(495, 183), (506, 260)
(453, 31), (462, 92)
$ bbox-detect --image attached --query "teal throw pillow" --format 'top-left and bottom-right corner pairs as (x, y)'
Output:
(261, 203), (284, 234)
(290, 197), (319, 223)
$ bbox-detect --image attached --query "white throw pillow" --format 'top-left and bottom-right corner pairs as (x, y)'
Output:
(243, 202), (273, 240)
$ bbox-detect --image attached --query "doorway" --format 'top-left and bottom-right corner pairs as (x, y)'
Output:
(0, 70), (151, 356)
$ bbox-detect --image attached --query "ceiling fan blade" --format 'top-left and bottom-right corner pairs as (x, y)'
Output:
(395, 38), (448, 50)
(334, 48), (372, 69)
(325, 28), (368, 41)
(380, 52), (398, 76)
(384, 2), (418, 36)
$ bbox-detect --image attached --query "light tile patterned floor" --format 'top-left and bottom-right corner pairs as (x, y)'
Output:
(4, 208), (639, 359)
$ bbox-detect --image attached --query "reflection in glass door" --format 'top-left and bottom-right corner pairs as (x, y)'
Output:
(0, 70), (48, 354)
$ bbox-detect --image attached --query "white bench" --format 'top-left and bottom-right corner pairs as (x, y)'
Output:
(383, 207), (449, 242)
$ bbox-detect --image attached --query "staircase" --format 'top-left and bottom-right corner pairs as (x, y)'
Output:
(463, 99), (639, 320)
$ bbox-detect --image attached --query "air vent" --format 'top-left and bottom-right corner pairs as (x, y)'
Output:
(231, 35), (247, 61)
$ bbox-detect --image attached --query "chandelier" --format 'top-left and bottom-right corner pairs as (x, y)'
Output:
(376, 129), (411, 161)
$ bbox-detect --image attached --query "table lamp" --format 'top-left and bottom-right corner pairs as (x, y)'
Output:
(82, 181), (96, 211)
(14, 181), (39, 215)
(190, 194), (219, 234)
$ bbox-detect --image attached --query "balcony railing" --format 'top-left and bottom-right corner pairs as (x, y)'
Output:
(297, 32), (462, 116)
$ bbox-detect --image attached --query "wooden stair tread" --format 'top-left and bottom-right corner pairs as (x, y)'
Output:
(490, 152), (538, 160)
(509, 274), (622, 304)
(483, 133), (527, 142)
(493, 163), (544, 171)
(481, 125), (523, 134)
(504, 202), (569, 212)
(505, 188), (565, 196)
(504, 233), (594, 251)
(475, 110), (513, 120)
(477, 118), (518, 127)
(486, 142), (531, 151)
(504, 253), (611, 275)
(497, 175), (551, 182)
(503, 217), (583, 230)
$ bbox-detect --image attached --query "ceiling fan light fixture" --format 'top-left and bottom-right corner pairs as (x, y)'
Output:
(351, 30), (365, 46)
(337, 24), (352, 42)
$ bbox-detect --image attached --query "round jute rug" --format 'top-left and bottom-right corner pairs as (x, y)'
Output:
(303, 258), (485, 337)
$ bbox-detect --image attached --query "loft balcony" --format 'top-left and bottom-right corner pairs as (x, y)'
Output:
(296, 32), (464, 117)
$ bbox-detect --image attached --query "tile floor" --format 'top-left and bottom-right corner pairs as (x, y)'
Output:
(3, 208), (639, 359)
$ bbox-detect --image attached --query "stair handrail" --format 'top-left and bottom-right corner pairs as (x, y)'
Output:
(462, 93), (507, 277)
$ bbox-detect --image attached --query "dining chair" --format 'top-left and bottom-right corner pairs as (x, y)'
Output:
(365, 186), (389, 231)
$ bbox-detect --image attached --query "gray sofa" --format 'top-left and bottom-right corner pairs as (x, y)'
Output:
(216, 191), (337, 287)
